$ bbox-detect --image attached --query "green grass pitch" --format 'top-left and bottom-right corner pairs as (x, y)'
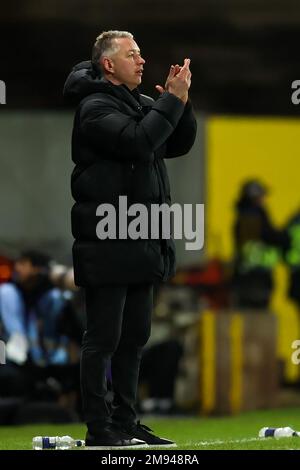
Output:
(1, 407), (300, 450)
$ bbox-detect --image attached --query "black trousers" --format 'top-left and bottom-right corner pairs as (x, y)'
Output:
(81, 283), (153, 433)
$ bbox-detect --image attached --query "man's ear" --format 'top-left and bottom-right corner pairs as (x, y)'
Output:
(102, 57), (114, 74)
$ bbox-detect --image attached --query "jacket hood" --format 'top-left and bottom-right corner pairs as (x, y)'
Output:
(63, 60), (103, 105)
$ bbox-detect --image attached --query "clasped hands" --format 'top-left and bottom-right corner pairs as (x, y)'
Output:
(156, 58), (192, 104)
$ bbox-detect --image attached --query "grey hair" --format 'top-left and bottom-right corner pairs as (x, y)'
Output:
(92, 30), (134, 73)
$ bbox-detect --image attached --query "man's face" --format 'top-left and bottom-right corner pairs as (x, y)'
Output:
(103, 37), (145, 90)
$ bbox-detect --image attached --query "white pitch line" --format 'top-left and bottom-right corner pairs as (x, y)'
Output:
(186, 437), (262, 447)
(187, 437), (300, 448)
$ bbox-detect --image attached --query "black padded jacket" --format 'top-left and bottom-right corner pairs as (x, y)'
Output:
(63, 61), (197, 286)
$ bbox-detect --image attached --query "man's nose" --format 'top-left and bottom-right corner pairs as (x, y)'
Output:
(139, 56), (145, 65)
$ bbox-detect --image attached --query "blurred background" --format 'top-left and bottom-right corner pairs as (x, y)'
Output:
(0, 0), (300, 425)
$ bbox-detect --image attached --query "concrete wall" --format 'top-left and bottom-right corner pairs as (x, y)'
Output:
(166, 116), (205, 267)
(0, 111), (74, 263)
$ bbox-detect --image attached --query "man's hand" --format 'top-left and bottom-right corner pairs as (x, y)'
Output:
(155, 59), (192, 104)
(155, 64), (181, 94)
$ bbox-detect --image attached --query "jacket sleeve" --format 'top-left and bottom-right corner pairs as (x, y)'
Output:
(164, 100), (197, 158)
(79, 92), (185, 162)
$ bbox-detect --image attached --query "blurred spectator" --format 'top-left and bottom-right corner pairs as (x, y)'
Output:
(232, 180), (288, 309)
(0, 250), (70, 400)
(49, 263), (77, 292)
(283, 209), (300, 307)
(0, 250), (68, 367)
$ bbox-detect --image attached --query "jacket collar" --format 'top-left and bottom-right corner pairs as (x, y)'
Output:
(100, 78), (143, 114)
